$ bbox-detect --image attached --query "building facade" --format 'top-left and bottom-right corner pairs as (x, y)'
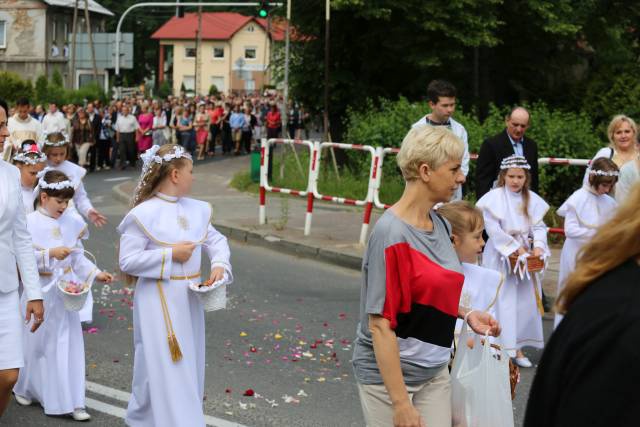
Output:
(0, 0), (112, 89)
(152, 12), (285, 96)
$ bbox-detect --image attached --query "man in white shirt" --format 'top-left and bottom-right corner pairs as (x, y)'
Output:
(412, 79), (469, 200)
(41, 103), (66, 138)
(3, 98), (42, 161)
(114, 105), (139, 170)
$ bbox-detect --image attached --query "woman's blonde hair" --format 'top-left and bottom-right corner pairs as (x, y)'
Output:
(497, 167), (532, 221)
(607, 114), (637, 148)
(131, 144), (192, 207)
(396, 125), (464, 181)
(437, 201), (484, 236)
(556, 183), (640, 314)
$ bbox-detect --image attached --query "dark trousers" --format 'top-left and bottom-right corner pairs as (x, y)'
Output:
(88, 144), (97, 171)
(221, 127), (232, 154)
(241, 130), (252, 153)
(96, 138), (111, 168)
(209, 124), (220, 153)
(179, 130), (196, 156)
(119, 132), (137, 168)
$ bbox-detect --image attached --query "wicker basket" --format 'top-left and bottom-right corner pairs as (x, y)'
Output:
(508, 254), (545, 274)
(189, 281), (227, 312)
(58, 280), (90, 311)
(56, 250), (97, 312)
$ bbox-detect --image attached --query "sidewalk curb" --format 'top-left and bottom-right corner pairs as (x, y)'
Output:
(112, 181), (363, 271)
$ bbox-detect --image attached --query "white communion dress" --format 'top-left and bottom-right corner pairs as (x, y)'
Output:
(477, 187), (549, 357)
(117, 193), (232, 427)
(554, 187), (617, 327)
(13, 208), (100, 415)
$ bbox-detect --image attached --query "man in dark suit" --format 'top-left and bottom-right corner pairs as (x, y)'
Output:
(86, 102), (102, 172)
(476, 107), (539, 199)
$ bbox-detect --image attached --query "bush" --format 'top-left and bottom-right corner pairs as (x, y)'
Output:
(0, 71), (34, 103)
(208, 84), (219, 96)
(157, 81), (172, 99)
(66, 83), (108, 105)
(342, 98), (603, 207)
(34, 75), (49, 105)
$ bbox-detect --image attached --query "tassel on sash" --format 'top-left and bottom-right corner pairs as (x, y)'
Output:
(157, 279), (183, 362)
(156, 250), (182, 362)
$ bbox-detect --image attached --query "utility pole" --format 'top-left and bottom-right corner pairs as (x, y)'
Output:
(69, 0), (79, 88)
(84, 0), (99, 83)
(282, 0), (291, 133)
(195, 2), (203, 95)
(323, 0), (330, 142)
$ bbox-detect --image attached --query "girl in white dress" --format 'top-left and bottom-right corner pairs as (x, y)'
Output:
(438, 201), (504, 335)
(13, 169), (113, 421)
(43, 132), (107, 322)
(554, 158), (618, 327)
(476, 155), (549, 367)
(117, 144), (233, 427)
(12, 141), (47, 213)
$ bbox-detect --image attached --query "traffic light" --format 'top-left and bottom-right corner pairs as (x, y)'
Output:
(258, 1), (269, 18)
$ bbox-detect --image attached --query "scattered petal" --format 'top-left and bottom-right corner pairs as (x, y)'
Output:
(297, 390), (308, 397)
(274, 333), (283, 340)
(240, 332), (248, 337)
(243, 389), (255, 397)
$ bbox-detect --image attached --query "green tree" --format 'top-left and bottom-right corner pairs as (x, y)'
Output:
(34, 75), (49, 105)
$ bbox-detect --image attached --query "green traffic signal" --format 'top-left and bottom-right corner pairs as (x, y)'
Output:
(259, 9), (268, 17)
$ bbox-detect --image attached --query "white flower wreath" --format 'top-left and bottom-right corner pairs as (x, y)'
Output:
(13, 151), (47, 165)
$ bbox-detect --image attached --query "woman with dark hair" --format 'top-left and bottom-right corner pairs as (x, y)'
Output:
(0, 98), (44, 417)
(525, 183), (640, 427)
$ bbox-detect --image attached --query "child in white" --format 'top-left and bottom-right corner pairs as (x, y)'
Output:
(117, 144), (233, 427)
(13, 169), (113, 421)
(476, 155), (549, 367)
(43, 132), (107, 322)
(438, 201), (503, 336)
(12, 141), (47, 213)
(555, 158), (618, 327)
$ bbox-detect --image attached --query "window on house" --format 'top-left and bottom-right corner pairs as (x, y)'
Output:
(185, 46), (196, 58)
(182, 75), (195, 91)
(213, 47), (224, 59)
(0, 21), (6, 49)
(52, 20), (57, 42)
(244, 47), (257, 60)
(64, 22), (69, 42)
(247, 25), (255, 32)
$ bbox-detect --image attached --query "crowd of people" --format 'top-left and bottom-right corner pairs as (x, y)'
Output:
(2, 92), (312, 171)
(0, 76), (639, 427)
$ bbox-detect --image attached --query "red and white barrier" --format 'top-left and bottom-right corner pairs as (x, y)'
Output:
(260, 138), (591, 242)
(259, 138), (316, 232)
(310, 142), (377, 244)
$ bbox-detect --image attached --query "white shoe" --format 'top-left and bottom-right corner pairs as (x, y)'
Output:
(72, 408), (91, 421)
(14, 394), (32, 406)
(514, 356), (533, 368)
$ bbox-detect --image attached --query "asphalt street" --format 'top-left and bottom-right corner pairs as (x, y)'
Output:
(2, 165), (553, 426)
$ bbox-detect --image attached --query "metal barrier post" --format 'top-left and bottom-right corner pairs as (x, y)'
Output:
(259, 138), (267, 225)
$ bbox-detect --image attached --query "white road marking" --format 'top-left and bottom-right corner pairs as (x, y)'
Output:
(85, 381), (249, 427)
(85, 397), (128, 419)
(104, 177), (131, 182)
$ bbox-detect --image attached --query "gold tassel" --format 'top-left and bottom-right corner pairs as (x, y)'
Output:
(168, 333), (183, 362)
(157, 278), (183, 363)
(531, 274), (544, 315)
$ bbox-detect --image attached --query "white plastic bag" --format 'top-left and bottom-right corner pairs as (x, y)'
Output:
(451, 321), (514, 427)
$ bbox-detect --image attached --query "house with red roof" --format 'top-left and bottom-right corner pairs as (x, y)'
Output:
(151, 12), (286, 95)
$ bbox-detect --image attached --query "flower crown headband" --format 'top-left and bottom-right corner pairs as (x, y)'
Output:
(13, 147), (47, 165)
(588, 169), (619, 177)
(500, 154), (531, 170)
(133, 145), (192, 205)
(36, 167), (74, 190)
(43, 131), (69, 147)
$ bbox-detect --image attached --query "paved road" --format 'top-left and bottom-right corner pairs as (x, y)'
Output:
(2, 166), (552, 426)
